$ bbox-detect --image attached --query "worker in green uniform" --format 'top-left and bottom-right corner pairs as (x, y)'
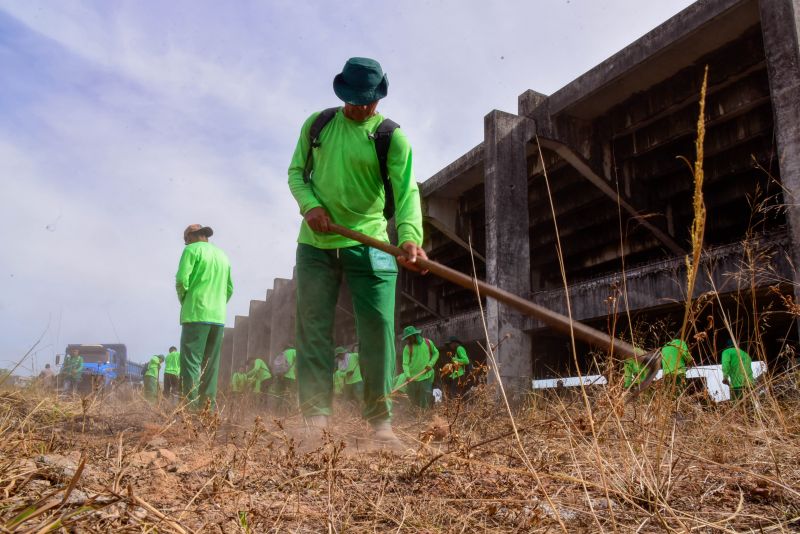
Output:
(176, 224), (233, 411)
(623, 358), (645, 389)
(231, 366), (248, 395)
(246, 357), (272, 405)
(343, 350), (364, 406)
(661, 338), (692, 392)
(442, 337), (470, 400)
(60, 348), (84, 394)
(144, 355), (164, 402)
(270, 345), (297, 412)
(721, 339), (753, 401)
(401, 326), (439, 409)
(288, 57), (425, 445)
(163, 346), (181, 399)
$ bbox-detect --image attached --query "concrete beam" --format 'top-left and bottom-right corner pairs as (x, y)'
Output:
(535, 136), (685, 255)
(484, 110), (535, 397)
(269, 277), (297, 357)
(759, 0), (800, 335)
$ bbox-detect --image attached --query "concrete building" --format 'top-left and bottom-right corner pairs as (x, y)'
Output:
(225, 0), (800, 394)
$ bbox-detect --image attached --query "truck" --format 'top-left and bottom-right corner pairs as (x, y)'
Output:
(56, 344), (145, 392)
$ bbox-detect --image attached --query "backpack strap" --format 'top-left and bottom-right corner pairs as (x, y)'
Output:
(303, 107), (340, 183)
(370, 118), (400, 220)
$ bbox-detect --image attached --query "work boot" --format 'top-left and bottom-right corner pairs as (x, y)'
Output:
(370, 420), (405, 452)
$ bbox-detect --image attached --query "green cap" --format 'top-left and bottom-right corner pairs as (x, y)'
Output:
(401, 325), (422, 340)
(333, 57), (389, 105)
(334, 346), (347, 355)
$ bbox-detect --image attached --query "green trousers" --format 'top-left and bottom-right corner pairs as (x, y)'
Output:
(143, 375), (159, 402)
(296, 244), (397, 422)
(407, 377), (433, 409)
(180, 323), (224, 410)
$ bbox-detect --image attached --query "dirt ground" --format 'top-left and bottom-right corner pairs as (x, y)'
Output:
(1, 383), (799, 533)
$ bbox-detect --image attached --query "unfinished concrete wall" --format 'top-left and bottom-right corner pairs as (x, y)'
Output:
(220, 326), (235, 386)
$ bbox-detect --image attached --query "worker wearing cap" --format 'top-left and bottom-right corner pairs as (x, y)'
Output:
(661, 338), (692, 392)
(144, 354), (164, 402)
(401, 326), (439, 409)
(175, 224), (233, 410)
(442, 336), (470, 400)
(721, 339), (753, 401)
(163, 346), (181, 399)
(288, 57), (425, 445)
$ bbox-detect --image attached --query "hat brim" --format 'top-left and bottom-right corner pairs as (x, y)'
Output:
(333, 73), (388, 105)
(401, 329), (422, 340)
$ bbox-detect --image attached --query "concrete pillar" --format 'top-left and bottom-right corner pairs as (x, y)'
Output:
(221, 327), (235, 386)
(484, 110), (536, 398)
(269, 277), (297, 357)
(232, 315), (250, 376)
(246, 299), (271, 362)
(761, 0), (800, 321)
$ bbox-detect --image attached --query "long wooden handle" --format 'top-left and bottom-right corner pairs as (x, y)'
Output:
(329, 223), (645, 360)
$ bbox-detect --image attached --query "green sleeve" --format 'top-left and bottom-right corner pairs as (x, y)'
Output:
(288, 112), (324, 216)
(387, 128), (423, 246)
(454, 346), (469, 365)
(226, 264), (234, 302)
(402, 346), (410, 377)
(428, 340), (439, 367)
(175, 247), (196, 303)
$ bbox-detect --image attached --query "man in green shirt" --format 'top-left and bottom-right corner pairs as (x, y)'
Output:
(144, 355), (164, 402)
(270, 345), (297, 413)
(721, 339), (753, 401)
(442, 337), (470, 400)
(163, 346), (181, 399)
(342, 350), (364, 406)
(401, 326), (439, 409)
(623, 358), (645, 389)
(176, 224), (233, 411)
(60, 348), (84, 394)
(288, 57), (425, 446)
(661, 338), (692, 392)
(246, 357), (272, 406)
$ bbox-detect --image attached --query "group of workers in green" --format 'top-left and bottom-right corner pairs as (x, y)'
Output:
(623, 337), (754, 399)
(229, 347), (297, 410)
(142, 346), (182, 402)
(59, 348), (84, 393)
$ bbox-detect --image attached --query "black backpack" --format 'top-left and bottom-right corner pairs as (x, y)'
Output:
(302, 107), (399, 220)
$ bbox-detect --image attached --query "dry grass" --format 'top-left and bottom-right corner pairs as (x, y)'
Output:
(0, 380), (799, 533)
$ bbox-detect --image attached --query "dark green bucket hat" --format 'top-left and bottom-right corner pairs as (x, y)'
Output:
(333, 57), (389, 105)
(401, 325), (422, 340)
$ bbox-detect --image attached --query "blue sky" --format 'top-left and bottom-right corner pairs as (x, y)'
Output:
(0, 0), (695, 371)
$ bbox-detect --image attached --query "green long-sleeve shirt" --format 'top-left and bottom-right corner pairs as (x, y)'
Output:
(145, 356), (161, 379)
(721, 347), (753, 389)
(164, 350), (180, 376)
(60, 355), (83, 380)
(448, 345), (470, 379)
(623, 358), (645, 388)
(402, 338), (439, 382)
(661, 339), (692, 376)
(284, 348), (297, 380)
(175, 242), (233, 325)
(231, 372), (248, 393)
(247, 358), (272, 393)
(344, 352), (363, 384)
(287, 109), (423, 249)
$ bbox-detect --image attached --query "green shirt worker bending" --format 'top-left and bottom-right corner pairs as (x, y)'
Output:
(721, 339), (753, 401)
(288, 57), (425, 445)
(175, 224), (233, 410)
